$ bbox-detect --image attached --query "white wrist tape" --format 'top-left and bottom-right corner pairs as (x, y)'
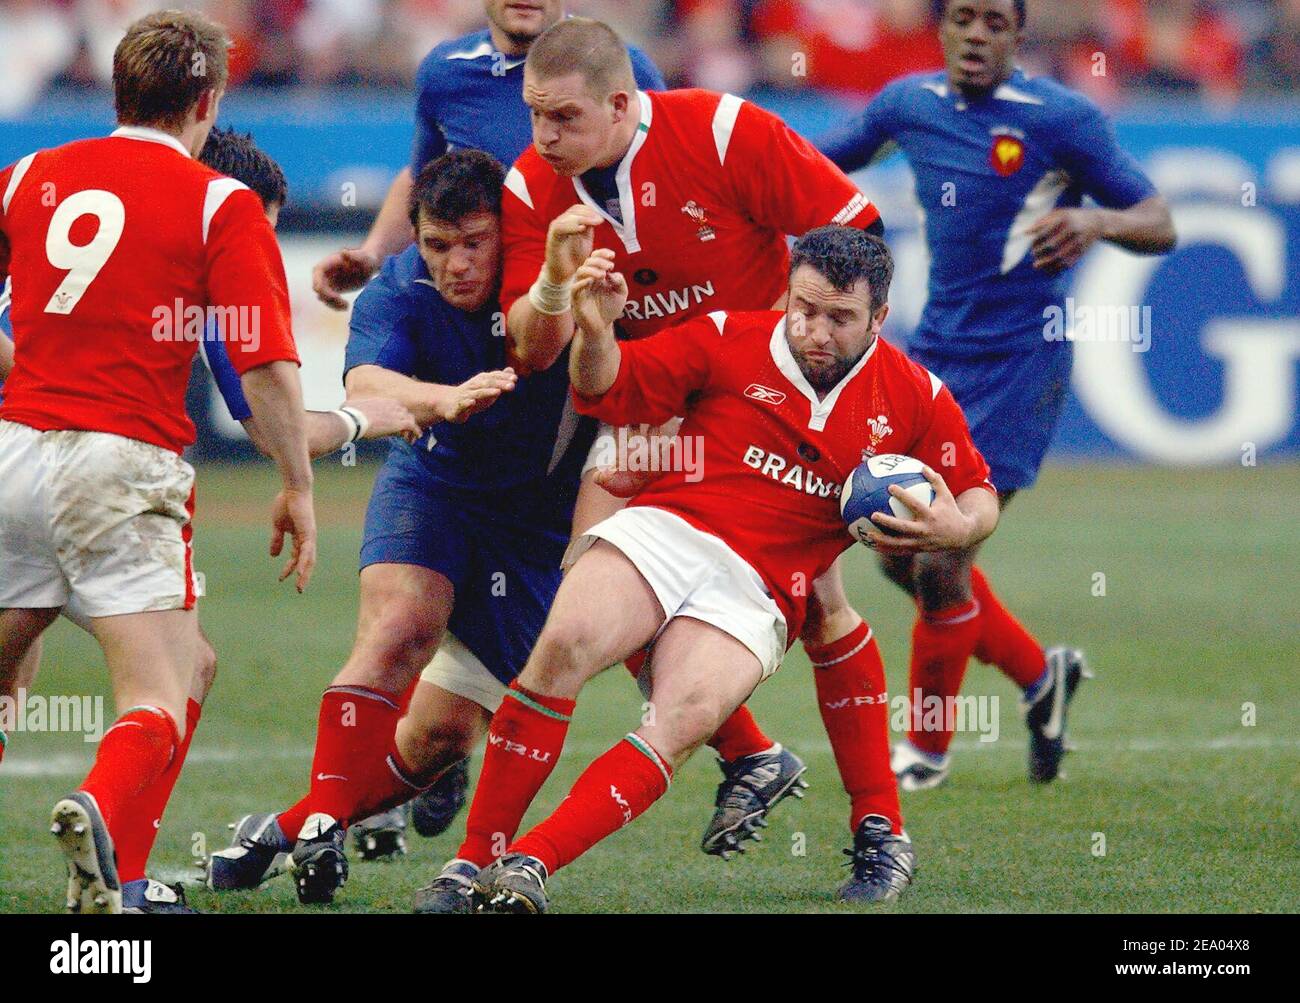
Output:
(334, 405), (369, 443)
(528, 273), (573, 315)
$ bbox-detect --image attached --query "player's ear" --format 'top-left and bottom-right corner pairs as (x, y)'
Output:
(871, 302), (890, 335)
(608, 89), (630, 123)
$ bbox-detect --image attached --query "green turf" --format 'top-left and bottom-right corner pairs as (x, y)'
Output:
(2, 461), (1297, 913)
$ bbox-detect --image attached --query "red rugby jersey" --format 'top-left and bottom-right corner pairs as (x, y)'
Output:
(501, 89), (880, 342)
(0, 127), (298, 453)
(572, 310), (994, 641)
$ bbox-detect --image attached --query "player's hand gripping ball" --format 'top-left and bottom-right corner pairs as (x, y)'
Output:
(841, 454), (936, 545)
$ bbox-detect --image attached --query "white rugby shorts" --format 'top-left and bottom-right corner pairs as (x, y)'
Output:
(0, 420), (199, 618)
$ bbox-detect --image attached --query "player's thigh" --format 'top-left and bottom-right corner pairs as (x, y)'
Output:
(521, 540), (665, 694)
(0, 608), (58, 693)
(803, 558), (861, 645)
(395, 677), (493, 775)
(341, 563), (455, 686)
(91, 607), (199, 729)
(638, 616), (765, 767)
(563, 471), (629, 572)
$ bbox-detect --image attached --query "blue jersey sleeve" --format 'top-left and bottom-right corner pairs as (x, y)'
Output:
(411, 59), (450, 175)
(628, 44), (666, 92)
(0, 290), (11, 341)
(199, 318), (253, 422)
(817, 82), (899, 172)
(1056, 97), (1156, 209)
(345, 275), (423, 380)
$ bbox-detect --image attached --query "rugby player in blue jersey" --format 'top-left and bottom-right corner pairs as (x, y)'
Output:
(210, 149), (602, 909)
(310, 0), (664, 310)
(818, 0), (1175, 789)
(0, 127), (417, 913)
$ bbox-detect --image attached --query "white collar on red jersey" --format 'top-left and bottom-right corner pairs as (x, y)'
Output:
(110, 125), (191, 158)
(769, 315), (879, 433)
(569, 90), (652, 254)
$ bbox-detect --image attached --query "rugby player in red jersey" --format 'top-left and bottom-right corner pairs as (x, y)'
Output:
(0, 11), (315, 914)
(469, 227), (998, 911)
(490, 17), (897, 858)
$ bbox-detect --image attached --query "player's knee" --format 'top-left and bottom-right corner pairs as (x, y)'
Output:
(357, 603), (445, 672)
(522, 618), (603, 695)
(401, 718), (476, 775)
(913, 551), (974, 611)
(657, 690), (727, 764)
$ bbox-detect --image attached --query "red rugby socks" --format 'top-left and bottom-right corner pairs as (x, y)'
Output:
(970, 566), (1047, 689)
(808, 621), (903, 834)
(907, 598), (982, 757)
(456, 682), (575, 867)
(277, 686), (402, 840)
(511, 734), (672, 875)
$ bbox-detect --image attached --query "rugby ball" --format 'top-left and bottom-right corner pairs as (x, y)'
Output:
(841, 454), (935, 544)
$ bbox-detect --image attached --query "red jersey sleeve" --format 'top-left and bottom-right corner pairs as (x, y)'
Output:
(721, 98), (880, 236)
(499, 163), (549, 325)
(203, 185), (298, 375)
(0, 162), (14, 283)
(908, 382), (996, 497)
(572, 311), (726, 425)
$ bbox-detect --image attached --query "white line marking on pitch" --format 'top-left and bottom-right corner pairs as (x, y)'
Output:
(4, 734), (1298, 778)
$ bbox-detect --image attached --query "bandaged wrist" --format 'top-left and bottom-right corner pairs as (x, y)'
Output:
(334, 405), (369, 443)
(528, 273), (573, 315)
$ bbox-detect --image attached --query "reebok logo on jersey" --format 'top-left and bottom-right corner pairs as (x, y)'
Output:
(745, 384), (787, 405)
(742, 445), (841, 499)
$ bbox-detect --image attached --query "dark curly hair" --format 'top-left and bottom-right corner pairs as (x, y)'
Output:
(409, 149), (506, 228)
(789, 226), (894, 310)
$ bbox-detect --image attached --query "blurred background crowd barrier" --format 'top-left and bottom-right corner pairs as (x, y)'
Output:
(1, 0), (1298, 463)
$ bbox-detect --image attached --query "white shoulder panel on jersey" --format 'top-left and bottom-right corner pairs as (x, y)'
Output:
(928, 370), (943, 399)
(505, 166), (534, 210)
(712, 94), (745, 166)
(707, 310), (727, 335)
(203, 177), (250, 244)
(993, 83), (1044, 106)
(3, 153), (37, 215)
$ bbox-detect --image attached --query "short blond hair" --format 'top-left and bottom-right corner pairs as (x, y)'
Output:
(525, 17), (636, 99)
(113, 10), (230, 129)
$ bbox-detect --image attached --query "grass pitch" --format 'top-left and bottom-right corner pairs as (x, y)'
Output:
(2, 460), (1297, 913)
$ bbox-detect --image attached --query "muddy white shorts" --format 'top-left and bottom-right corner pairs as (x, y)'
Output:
(0, 420), (198, 618)
(419, 632), (508, 713)
(580, 506), (788, 680)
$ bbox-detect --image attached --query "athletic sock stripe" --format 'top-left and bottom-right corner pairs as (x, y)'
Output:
(504, 688), (572, 722)
(624, 733), (672, 787)
(327, 685), (400, 710)
(923, 601), (981, 627)
(808, 627), (874, 668)
(387, 754), (433, 793)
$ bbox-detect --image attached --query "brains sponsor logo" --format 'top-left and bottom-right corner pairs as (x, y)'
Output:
(622, 281), (716, 322)
(742, 444), (841, 498)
